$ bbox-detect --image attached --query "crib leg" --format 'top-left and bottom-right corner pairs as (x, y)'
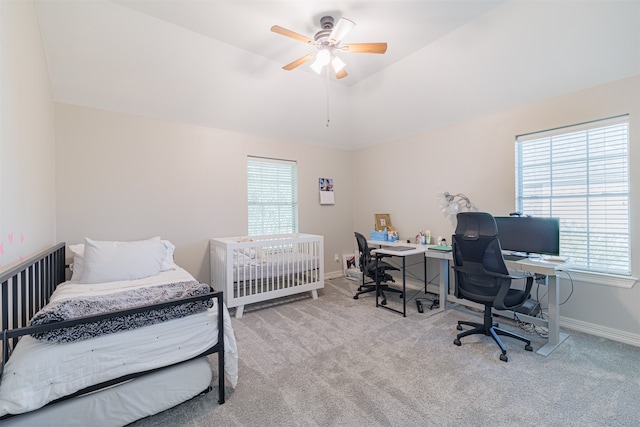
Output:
(311, 290), (318, 300)
(235, 305), (244, 319)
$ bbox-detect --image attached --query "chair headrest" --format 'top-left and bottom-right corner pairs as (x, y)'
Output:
(455, 212), (498, 239)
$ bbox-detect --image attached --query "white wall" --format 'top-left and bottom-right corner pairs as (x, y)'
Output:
(55, 104), (354, 282)
(353, 75), (640, 342)
(0, 0), (56, 271)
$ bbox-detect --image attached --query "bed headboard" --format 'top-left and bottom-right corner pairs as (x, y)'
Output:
(1, 242), (66, 362)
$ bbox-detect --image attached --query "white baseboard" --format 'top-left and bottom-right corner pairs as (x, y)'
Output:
(324, 270), (344, 280)
(560, 316), (640, 347)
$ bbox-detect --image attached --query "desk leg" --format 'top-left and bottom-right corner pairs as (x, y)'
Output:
(438, 258), (449, 312)
(402, 256), (406, 317)
(375, 255), (379, 307)
(537, 274), (569, 356)
(424, 255), (427, 294)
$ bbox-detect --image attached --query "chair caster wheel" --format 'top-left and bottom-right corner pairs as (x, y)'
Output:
(353, 295), (359, 300)
(381, 300), (387, 306)
(456, 325), (463, 331)
(399, 293), (404, 298)
(453, 338), (461, 346)
(500, 354), (508, 362)
(525, 344), (533, 352)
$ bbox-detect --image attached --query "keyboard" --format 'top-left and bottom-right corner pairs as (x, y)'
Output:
(503, 254), (528, 261)
(382, 246), (415, 251)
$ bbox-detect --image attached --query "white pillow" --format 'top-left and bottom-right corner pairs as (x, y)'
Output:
(68, 244), (85, 281)
(79, 237), (166, 284)
(160, 240), (178, 271)
(69, 239), (177, 280)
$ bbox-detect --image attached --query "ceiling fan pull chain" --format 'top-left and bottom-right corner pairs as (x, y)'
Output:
(325, 68), (330, 127)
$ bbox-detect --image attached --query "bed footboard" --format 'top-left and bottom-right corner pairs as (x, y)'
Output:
(210, 234), (324, 318)
(1, 243), (66, 365)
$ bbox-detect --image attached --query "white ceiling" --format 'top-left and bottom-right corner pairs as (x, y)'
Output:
(35, 1), (640, 150)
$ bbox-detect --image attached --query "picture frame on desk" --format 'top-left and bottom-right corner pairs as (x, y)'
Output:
(374, 214), (392, 231)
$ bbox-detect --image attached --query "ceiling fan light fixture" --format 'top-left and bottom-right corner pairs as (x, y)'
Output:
(311, 49), (331, 74)
(328, 17), (355, 45)
(331, 55), (346, 73)
(316, 49), (331, 66)
(310, 58), (324, 74)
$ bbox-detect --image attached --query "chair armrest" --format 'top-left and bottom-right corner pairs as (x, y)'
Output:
(493, 275), (535, 311)
(453, 265), (534, 288)
(484, 270), (535, 281)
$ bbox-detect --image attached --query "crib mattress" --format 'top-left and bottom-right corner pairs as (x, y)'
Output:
(233, 252), (320, 282)
(0, 268), (238, 417)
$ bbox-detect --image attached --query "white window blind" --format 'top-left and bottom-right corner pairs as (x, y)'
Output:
(247, 156), (298, 236)
(515, 115), (630, 275)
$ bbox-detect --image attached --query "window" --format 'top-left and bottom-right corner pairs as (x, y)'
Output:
(515, 115), (630, 275)
(247, 156), (298, 236)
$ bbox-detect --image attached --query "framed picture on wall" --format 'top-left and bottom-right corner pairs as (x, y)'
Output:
(319, 177), (335, 205)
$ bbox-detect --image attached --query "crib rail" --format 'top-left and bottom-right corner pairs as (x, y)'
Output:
(1, 242), (66, 362)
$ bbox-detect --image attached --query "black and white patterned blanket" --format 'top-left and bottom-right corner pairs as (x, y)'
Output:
(29, 281), (213, 343)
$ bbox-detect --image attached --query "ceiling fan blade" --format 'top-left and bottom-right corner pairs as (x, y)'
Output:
(342, 43), (388, 54)
(335, 68), (348, 80)
(282, 52), (316, 70)
(328, 17), (355, 45)
(271, 25), (313, 44)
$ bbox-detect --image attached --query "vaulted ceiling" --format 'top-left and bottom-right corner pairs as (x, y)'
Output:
(35, 1), (640, 150)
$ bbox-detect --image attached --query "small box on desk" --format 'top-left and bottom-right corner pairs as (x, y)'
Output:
(370, 230), (388, 241)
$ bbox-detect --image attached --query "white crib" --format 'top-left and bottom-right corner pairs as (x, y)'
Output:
(210, 234), (324, 318)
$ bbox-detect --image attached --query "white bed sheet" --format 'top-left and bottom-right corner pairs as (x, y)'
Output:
(0, 268), (238, 417)
(1, 357), (213, 427)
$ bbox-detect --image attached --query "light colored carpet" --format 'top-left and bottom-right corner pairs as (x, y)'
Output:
(131, 277), (640, 426)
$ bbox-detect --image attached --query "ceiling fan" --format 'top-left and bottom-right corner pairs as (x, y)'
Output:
(271, 16), (387, 79)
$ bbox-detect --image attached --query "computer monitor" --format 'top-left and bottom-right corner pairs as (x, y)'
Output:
(493, 216), (560, 256)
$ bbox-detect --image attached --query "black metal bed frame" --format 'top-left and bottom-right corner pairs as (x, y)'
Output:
(0, 243), (225, 421)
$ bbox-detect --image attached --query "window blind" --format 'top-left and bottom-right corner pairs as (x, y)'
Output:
(515, 115), (630, 275)
(247, 156), (298, 236)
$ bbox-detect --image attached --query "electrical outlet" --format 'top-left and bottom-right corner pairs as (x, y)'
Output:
(334, 254), (339, 263)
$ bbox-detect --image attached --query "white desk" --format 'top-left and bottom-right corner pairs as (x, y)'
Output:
(369, 241), (428, 317)
(425, 250), (571, 356)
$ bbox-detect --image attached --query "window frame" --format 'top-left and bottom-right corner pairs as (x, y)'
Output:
(247, 156), (298, 236)
(514, 115), (636, 287)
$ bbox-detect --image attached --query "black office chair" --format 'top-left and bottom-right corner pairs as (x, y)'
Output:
(452, 212), (535, 362)
(353, 232), (403, 305)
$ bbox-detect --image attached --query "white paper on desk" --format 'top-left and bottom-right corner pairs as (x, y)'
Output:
(320, 190), (334, 205)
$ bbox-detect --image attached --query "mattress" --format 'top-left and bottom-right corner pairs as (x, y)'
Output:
(1, 357), (213, 427)
(0, 268), (238, 417)
(233, 252), (320, 282)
